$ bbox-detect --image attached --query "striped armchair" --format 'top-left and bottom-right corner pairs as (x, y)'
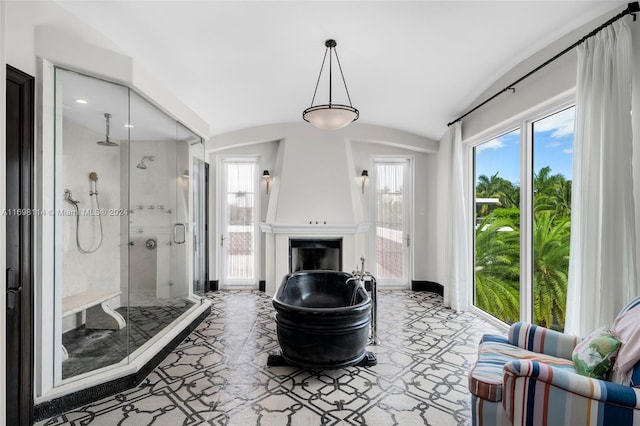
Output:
(469, 309), (640, 426)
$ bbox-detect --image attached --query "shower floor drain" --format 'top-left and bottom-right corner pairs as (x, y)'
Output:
(89, 332), (109, 340)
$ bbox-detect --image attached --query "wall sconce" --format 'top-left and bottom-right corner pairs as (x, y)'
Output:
(360, 170), (368, 194)
(263, 170), (272, 194)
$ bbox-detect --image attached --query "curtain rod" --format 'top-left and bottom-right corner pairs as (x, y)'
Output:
(447, 1), (640, 127)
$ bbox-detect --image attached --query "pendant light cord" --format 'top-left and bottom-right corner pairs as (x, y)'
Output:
(307, 42), (355, 108)
(309, 48), (329, 108)
(334, 49), (354, 107)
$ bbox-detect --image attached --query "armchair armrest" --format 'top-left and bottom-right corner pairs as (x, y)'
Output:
(508, 322), (578, 360)
(480, 334), (509, 345)
(503, 360), (640, 426)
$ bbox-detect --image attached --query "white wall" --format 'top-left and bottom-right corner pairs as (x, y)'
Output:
(435, 8), (640, 297)
(350, 141), (438, 281)
(207, 140), (280, 283)
(207, 122), (439, 285)
(452, 7), (623, 140)
(6, 1), (123, 78)
(5, 1), (208, 137)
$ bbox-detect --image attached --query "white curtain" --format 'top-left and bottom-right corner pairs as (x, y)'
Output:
(225, 162), (256, 281)
(443, 122), (470, 311)
(565, 18), (637, 337)
(375, 162), (405, 281)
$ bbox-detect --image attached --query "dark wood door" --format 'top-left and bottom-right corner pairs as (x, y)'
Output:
(6, 65), (34, 426)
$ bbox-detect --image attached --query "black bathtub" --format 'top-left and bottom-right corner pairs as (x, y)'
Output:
(272, 270), (371, 369)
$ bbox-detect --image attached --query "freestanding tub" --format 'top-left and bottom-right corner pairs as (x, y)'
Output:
(272, 270), (372, 368)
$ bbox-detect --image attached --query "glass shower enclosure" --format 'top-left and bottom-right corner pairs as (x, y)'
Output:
(54, 68), (206, 382)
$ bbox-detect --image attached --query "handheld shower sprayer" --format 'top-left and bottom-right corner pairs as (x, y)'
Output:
(89, 172), (98, 195)
(66, 171), (104, 254)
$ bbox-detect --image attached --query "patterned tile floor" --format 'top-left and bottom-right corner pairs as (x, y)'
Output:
(39, 290), (501, 426)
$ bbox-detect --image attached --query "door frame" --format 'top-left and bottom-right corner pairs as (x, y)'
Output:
(369, 156), (413, 288)
(216, 156), (260, 288)
(6, 64), (35, 426)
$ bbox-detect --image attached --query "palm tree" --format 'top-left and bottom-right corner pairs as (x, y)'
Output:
(533, 167), (571, 216)
(474, 167), (572, 329)
(476, 172), (519, 209)
(474, 212), (521, 323)
(532, 210), (570, 330)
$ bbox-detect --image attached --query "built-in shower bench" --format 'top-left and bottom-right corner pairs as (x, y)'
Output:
(61, 291), (126, 361)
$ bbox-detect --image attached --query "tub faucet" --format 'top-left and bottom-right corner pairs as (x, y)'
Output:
(349, 256), (379, 345)
(351, 256), (367, 280)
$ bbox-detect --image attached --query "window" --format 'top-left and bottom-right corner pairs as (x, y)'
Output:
(219, 159), (259, 287)
(473, 105), (574, 331)
(473, 129), (521, 323)
(531, 107), (573, 330)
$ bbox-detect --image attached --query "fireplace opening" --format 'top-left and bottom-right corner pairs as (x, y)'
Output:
(289, 238), (342, 272)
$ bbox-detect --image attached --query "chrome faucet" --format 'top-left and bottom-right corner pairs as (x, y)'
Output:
(348, 256), (379, 345)
(64, 189), (80, 205)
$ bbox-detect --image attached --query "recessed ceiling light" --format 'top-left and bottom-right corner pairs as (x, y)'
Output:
(74, 98), (88, 104)
(124, 123), (134, 128)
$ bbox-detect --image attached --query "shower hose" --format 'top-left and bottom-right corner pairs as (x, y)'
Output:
(71, 192), (104, 254)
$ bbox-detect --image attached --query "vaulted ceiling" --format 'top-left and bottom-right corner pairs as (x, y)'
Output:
(56, 1), (624, 141)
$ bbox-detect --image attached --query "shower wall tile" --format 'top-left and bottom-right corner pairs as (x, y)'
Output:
(61, 120), (124, 331)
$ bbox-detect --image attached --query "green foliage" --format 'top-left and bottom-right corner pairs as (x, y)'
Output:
(474, 168), (571, 331)
(532, 210), (570, 330)
(476, 172), (520, 209)
(475, 215), (521, 323)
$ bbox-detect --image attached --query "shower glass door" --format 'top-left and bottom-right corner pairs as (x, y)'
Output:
(127, 92), (199, 359)
(54, 68), (205, 384)
(54, 69), (131, 382)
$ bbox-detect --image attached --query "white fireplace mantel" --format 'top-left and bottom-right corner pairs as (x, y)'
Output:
(261, 222), (370, 295)
(260, 222), (370, 235)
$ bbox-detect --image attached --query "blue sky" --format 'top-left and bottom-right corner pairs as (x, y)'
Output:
(475, 106), (574, 185)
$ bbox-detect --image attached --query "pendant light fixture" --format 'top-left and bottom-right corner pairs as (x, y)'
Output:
(303, 39), (359, 130)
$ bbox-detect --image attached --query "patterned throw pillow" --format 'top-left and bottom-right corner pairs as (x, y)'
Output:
(572, 327), (621, 379)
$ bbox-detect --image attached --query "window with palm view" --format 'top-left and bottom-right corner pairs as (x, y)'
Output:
(473, 106), (574, 331)
(474, 129), (521, 324)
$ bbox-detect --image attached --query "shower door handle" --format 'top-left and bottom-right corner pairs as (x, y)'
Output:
(173, 223), (186, 244)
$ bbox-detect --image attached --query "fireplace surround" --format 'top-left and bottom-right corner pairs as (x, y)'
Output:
(260, 223), (369, 295)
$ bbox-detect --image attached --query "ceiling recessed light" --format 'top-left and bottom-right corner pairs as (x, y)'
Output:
(124, 123), (134, 128)
(74, 98), (88, 104)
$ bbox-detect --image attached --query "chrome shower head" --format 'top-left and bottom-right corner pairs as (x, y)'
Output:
(136, 155), (155, 170)
(97, 113), (119, 147)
